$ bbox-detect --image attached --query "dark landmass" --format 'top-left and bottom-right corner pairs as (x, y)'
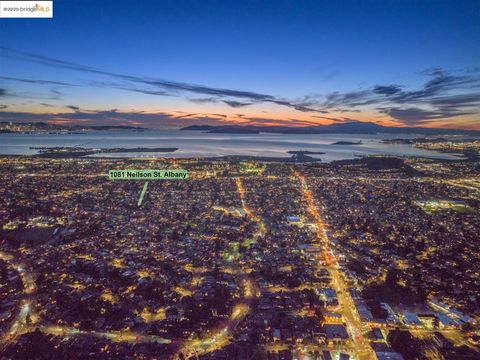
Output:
(0, 129), (14, 133)
(382, 138), (478, 161)
(37, 151), (96, 158)
(181, 122), (480, 136)
(287, 150), (325, 155)
(429, 148), (478, 162)
(219, 154), (321, 163)
(88, 125), (146, 131)
(333, 156), (424, 176)
(287, 150), (325, 162)
(331, 140), (362, 145)
(382, 137), (479, 144)
(0, 122), (147, 132)
(31, 146), (178, 158)
(178, 124), (259, 134)
(102, 147), (177, 153)
(382, 138), (414, 144)
(208, 126), (259, 134)
(180, 125), (215, 131)
(186, 150), (324, 163)
(382, 137), (448, 144)
(202, 154), (444, 167)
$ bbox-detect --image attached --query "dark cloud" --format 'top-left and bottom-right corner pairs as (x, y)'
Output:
(427, 94), (480, 108)
(336, 109), (361, 113)
(270, 95), (330, 113)
(240, 116), (319, 127)
(50, 87), (65, 99)
(321, 69), (480, 124)
(312, 115), (348, 122)
(324, 70), (480, 107)
(40, 103), (54, 107)
(0, 88), (7, 96)
(268, 99), (319, 112)
(173, 113), (201, 119)
(0, 109), (223, 127)
(189, 97), (219, 104)
(373, 85), (402, 96)
(0, 104), (7, 109)
(390, 72), (480, 105)
(323, 90), (373, 108)
(0, 109), (320, 128)
(0, 75), (74, 86)
(146, 79), (274, 102)
(119, 87), (171, 97)
(66, 105), (80, 111)
(381, 107), (474, 125)
(222, 100), (252, 108)
(0, 46), (321, 113)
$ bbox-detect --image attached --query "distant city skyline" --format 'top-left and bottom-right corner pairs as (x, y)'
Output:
(1, 0), (479, 129)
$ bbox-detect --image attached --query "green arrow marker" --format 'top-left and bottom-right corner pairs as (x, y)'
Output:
(137, 181), (149, 207)
(107, 169), (189, 207)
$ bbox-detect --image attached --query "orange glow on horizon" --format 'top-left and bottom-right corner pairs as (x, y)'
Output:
(2, 102), (479, 130)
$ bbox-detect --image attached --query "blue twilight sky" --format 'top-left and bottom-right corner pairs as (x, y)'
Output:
(0, 0), (479, 129)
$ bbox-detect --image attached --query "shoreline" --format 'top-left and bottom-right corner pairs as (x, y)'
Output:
(0, 153), (470, 164)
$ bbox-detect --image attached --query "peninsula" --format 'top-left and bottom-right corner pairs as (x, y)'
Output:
(31, 146), (178, 158)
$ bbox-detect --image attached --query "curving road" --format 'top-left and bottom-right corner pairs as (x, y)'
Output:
(175, 178), (262, 359)
(0, 251), (38, 348)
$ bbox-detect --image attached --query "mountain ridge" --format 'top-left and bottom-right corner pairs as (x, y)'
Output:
(181, 122), (480, 135)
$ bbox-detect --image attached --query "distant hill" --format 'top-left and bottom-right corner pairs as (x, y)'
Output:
(331, 140), (362, 145)
(181, 122), (480, 136)
(209, 126), (259, 134)
(180, 125), (259, 133)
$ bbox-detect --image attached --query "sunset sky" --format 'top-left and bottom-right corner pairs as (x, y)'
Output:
(1, 0), (479, 129)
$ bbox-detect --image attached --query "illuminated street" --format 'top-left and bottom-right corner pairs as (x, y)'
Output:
(174, 178), (261, 359)
(0, 251), (38, 349)
(294, 171), (375, 360)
